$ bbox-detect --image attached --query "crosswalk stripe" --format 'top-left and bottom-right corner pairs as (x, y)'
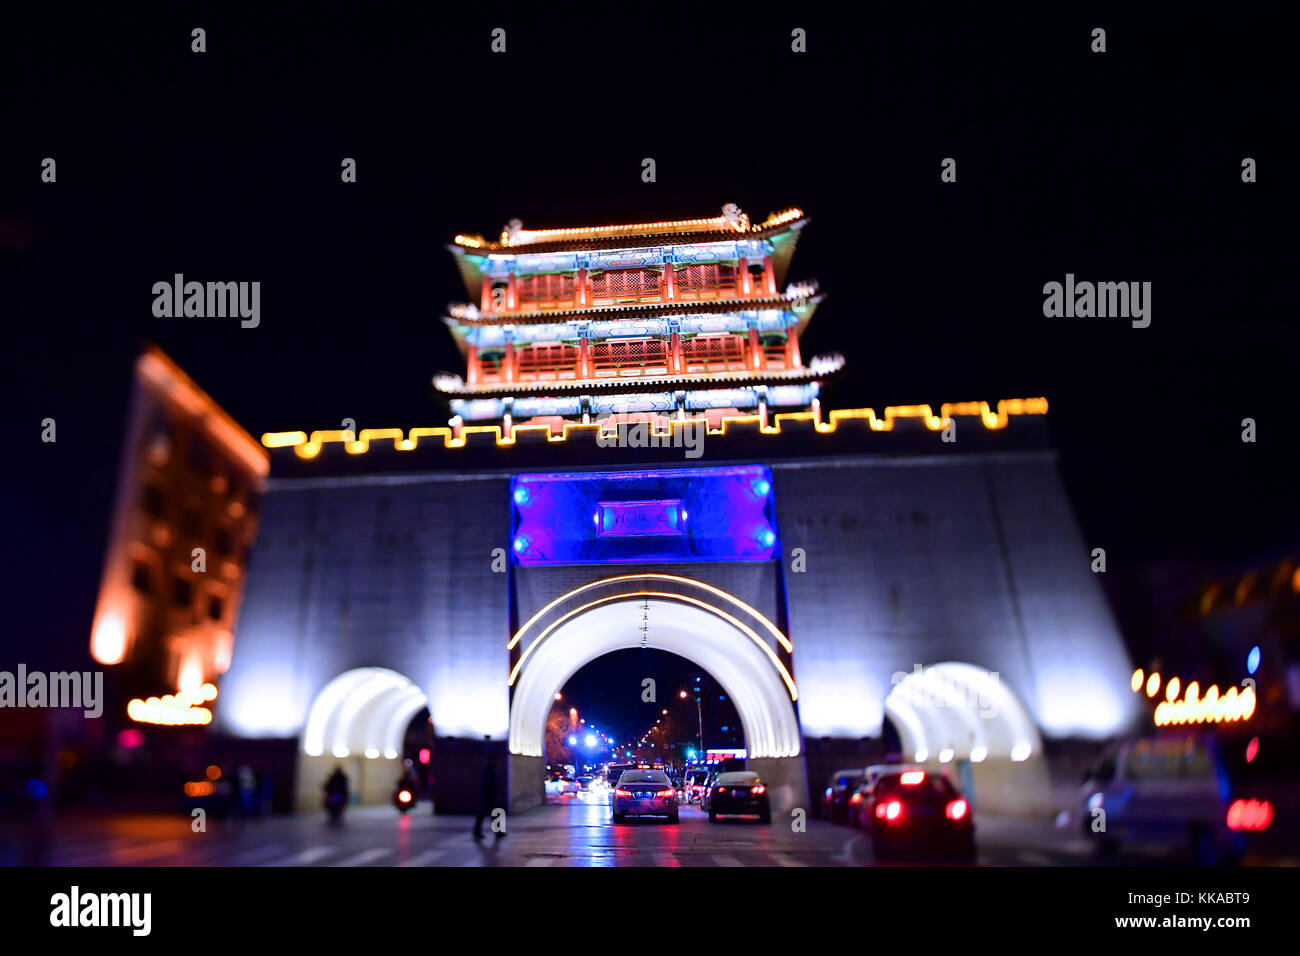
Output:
(711, 855), (745, 867)
(770, 853), (808, 867)
(400, 849), (445, 867)
(525, 857), (557, 866)
(225, 844), (288, 866)
(59, 839), (185, 866)
(262, 845), (336, 866)
(334, 848), (393, 867)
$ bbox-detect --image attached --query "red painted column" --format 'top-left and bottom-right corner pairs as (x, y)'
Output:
(467, 346), (480, 384)
(747, 327), (761, 370)
(579, 336), (590, 379)
(506, 274), (518, 311)
(662, 263), (676, 301)
(505, 342), (516, 383)
(481, 276), (493, 312)
(737, 257), (752, 297)
(763, 257), (776, 295)
(786, 331), (802, 369)
(576, 268), (588, 308)
(670, 331), (682, 373)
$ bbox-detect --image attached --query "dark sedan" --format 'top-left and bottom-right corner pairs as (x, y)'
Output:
(863, 769), (975, 863)
(704, 771), (771, 823)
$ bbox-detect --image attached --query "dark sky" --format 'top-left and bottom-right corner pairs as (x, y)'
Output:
(2, 6), (1295, 669)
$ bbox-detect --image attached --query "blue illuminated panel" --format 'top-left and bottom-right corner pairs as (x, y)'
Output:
(510, 465), (778, 565)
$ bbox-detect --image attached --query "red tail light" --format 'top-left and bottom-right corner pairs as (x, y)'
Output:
(656, 788), (675, 797)
(1226, 798), (1273, 832)
(945, 798), (969, 821)
(614, 788), (632, 798)
(876, 800), (903, 822)
(850, 792), (862, 804)
(900, 771), (926, 785)
(398, 790), (412, 804)
(716, 786), (726, 793)
(751, 785), (766, 795)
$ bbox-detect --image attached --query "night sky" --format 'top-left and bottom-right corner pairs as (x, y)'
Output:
(3, 7), (1294, 683)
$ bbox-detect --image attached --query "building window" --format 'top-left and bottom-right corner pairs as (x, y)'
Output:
(179, 508), (202, 540)
(515, 343), (579, 381)
(141, 484), (167, 518)
(131, 560), (154, 594)
(207, 595), (225, 622)
(186, 435), (211, 474)
(172, 576), (193, 608)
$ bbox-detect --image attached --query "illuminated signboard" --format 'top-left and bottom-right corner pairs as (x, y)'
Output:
(596, 499), (685, 537)
(510, 465), (778, 566)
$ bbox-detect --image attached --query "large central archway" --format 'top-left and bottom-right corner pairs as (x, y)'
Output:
(506, 576), (805, 812)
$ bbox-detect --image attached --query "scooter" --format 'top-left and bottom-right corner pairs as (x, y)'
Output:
(325, 789), (346, 824)
(393, 786), (415, 813)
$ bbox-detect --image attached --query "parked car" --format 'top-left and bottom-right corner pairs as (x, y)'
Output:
(612, 770), (679, 823)
(703, 770), (771, 823)
(822, 768), (864, 823)
(1079, 732), (1261, 864)
(862, 769), (975, 863)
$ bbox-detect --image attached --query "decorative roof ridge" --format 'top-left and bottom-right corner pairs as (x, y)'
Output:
(453, 205), (806, 252)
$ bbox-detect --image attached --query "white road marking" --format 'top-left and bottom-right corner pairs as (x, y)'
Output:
(225, 844), (288, 865)
(262, 845), (337, 866)
(770, 853), (808, 867)
(711, 855), (745, 867)
(525, 856), (557, 866)
(401, 849), (446, 867)
(334, 847), (393, 867)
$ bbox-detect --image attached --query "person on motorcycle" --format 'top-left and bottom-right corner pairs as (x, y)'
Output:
(323, 766), (349, 821)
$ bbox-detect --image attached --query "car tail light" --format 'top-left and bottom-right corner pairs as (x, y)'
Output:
(900, 771), (925, 785)
(825, 787), (833, 797)
(750, 785), (766, 795)
(850, 792), (862, 804)
(1227, 798), (1273, 832)
(656, 789), (675, 797)
(615, 788), (632, 798)
(716, 787), (726, 793)
(398, 790), (412, 804)
(945, 798), (968, 821)
(876, 800), (903, 821)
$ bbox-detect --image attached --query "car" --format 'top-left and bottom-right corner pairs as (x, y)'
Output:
(612, 770), (679, 823)
(822, 768), (865, 823)
(682, 768), (711, 803)
(576, 775), (594, 790)
(703, 770), (771, 823)
(848, 764), (923, 829)
(1079, 732), (1257, 865)
(862, 769), (975, 863)
(545, 776), (581, 797)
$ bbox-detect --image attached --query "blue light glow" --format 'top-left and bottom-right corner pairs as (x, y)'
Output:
(1247, 645), (1261, 675)
(510, 465), (779, 565)
(27, 779), (47, 800)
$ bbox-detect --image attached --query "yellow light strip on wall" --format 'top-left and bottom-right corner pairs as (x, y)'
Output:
(506, 572), (792, 653)
(260, 398), (1048, 457)
(506, 589), (798, 702)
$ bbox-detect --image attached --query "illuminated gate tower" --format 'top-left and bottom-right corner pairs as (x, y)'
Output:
(212, 204), (1142, 817)
(434, 205), (843, 435)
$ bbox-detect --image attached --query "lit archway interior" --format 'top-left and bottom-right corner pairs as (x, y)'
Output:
(303, 667), (429, 760)
(509, 598), (801, 759)
(883, 662), (1041, 765)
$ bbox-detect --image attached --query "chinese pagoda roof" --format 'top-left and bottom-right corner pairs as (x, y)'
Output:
(453, 206), (805, 255)
(444, 290), (822, 327)
(431, 354), (846, 398)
